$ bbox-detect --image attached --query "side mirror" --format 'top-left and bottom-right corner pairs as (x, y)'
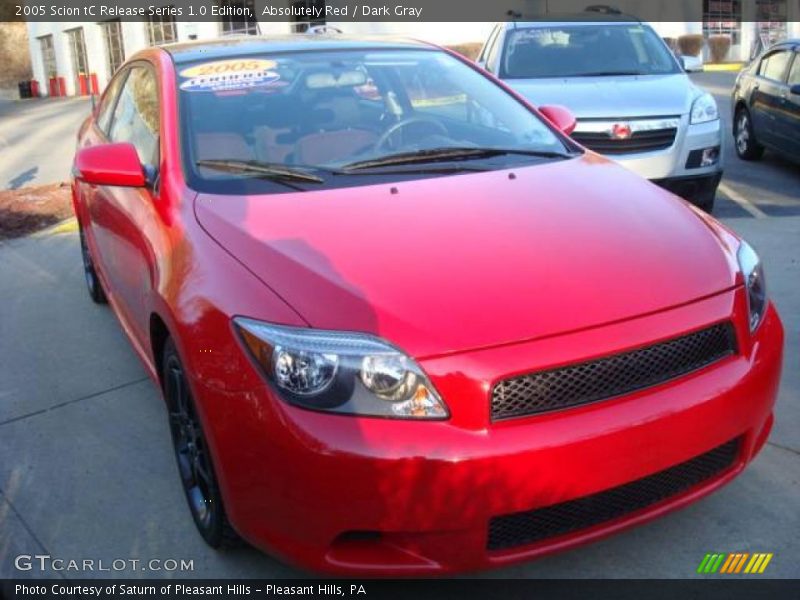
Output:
(539, 105), (577, 136)
(74, 143), (146, 187)
(790, 84), (800, 95)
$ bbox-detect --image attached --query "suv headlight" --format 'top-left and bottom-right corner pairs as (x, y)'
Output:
(737, 241), (767, 332)
(691, 92), (719, 124)
(234, 318), (448, 419)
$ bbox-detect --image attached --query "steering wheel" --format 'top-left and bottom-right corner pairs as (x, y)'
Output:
(374, 117), (449, 152)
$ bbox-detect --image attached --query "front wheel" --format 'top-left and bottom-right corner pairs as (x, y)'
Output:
(734, 108), (765, 161)
(163, 337), (240, 548)
(79, 227), (106, 304)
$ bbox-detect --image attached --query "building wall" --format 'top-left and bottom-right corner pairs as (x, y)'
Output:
(25, 0), (800, 97)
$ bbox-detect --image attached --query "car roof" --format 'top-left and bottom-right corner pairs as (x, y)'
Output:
(163, 34), (433, 64)
(500, 15), (641, 29)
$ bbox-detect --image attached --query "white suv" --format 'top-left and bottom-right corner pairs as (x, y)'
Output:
(479, 19), (723, 212)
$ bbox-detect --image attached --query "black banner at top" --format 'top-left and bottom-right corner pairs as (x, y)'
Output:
(7, 0), (708, 23)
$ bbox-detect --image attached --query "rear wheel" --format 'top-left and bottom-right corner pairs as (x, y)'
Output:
(163, 337), (240, 548)
(734, 107), (765, 161)
(79, 227), (106, 304)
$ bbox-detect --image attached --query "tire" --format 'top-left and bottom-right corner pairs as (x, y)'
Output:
(734, 107), (765, 161)
(162, 337), (240, 549)
(79, 227), (107, 304)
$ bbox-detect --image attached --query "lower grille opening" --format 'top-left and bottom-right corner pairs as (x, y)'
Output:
(487, 437), (741, 552)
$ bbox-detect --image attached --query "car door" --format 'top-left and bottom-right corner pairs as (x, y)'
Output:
(773, 49), (800, 157)
(90, 63), (162, 352)
(750, 48), (793, 146)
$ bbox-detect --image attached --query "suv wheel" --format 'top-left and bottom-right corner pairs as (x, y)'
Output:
(163, 337), (240, 549)
(734, 108), (765, 160)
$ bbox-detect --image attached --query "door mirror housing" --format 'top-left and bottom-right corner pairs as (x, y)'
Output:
(74, 143), (146, 187)
(539, 105), (577, 136)
(790, 84), (800, 95)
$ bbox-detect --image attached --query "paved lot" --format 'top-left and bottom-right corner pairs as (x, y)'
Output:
(0, 98), (91, 189)
(0, 74), (798, 579)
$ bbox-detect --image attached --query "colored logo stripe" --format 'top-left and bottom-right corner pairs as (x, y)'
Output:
(699, 553), (773, 574)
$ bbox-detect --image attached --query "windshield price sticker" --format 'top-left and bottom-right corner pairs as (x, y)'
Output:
(180, 59), (280, 92)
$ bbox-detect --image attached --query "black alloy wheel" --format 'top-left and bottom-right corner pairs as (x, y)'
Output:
(734, 107), (765, 161)
(163, 337), (239, 548)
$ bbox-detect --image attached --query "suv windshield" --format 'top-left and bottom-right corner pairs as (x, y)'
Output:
(178, 48), (573, 193)
(502, 24), (680, 78)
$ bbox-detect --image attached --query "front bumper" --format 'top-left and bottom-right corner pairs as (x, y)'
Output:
(196, 288), (782, 575)
(579, 117), (723, 181)
(653, 171), (723, 203)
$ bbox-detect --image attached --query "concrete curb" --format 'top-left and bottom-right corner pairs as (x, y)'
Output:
(703, 63), (744, 72)
(36, 216), (78, 237)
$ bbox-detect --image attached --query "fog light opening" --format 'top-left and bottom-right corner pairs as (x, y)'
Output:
(700, 146), (720, 167)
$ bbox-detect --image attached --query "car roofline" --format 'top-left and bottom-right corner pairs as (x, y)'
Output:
(160, 34), (435, 64)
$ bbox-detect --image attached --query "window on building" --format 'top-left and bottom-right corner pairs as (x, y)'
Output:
(759, 49), (792, 81)
(756, 0), (788, 45)
(219, 0), (259, 35)
(101, 20), (126, 76)
(38, 35), (57, 79)
(66, 28), (89, 93)
(290, 0), (325, 32)
(108, 67), (160, 167)
(703, 0), (742, 45)
(146, 11), (178, 45)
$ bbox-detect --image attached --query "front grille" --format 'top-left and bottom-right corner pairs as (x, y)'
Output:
(487, 437), (740, 551)
(572, 127), (677, 154)
(491, 322), (736, 421)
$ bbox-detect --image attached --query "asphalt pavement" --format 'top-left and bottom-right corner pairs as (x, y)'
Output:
(0, 97), (91, 189)
(0, 74), (798, 579)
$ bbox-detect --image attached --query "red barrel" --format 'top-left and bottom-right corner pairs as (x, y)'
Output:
(49, 77), (59, 97)
(30, 80), (40, 97)
(78, 73), (88, 96)
(58, 77), (66, 97)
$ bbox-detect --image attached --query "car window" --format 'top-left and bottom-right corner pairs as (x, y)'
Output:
(485, 30), (503, 72)
(478, 25), (499, 63)
(178, 49), (572, 195)
(95, 69), (129, 135)
(788, 53), (800, 86)
(759, 50), (791, 82)
(108, 66), (160, 167)
(501, 24), (680, 78)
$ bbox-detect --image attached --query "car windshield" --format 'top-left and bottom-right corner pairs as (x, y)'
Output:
(501, 24), (680, 78)
(178, 48), (573, 193)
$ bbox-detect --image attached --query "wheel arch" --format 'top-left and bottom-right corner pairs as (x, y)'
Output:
(150, 312), (171, 390)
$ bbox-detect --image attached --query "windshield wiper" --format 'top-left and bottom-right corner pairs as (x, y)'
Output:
(571, 70), (646, 77)
(340, 147), (573, 172)
(196, 159), (325, 184)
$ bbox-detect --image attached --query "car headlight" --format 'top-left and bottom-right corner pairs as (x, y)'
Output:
(737, 241), (767, 332)
(690, 92), (719, 124)
(234, 318), (449, 419)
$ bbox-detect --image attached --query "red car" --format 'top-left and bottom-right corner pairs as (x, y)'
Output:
(71, 36), (783, 574)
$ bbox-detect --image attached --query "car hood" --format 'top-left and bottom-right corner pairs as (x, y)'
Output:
(508, 74), (696, 119)
(195, 156), (738, 359)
